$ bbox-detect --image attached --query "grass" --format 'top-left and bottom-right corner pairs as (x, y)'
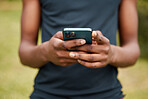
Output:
(0, 1), (148, 99)
(138, 0), (148, 59)
(118, 59), (148, 99)
(0, 1), (38, 99)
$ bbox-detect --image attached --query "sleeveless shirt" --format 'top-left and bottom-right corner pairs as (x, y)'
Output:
(31, 0), (124, 98)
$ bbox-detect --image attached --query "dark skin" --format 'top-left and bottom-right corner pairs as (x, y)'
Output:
(19, 0), (140, 68)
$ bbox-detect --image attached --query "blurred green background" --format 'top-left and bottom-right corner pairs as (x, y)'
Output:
(0, 0), (148, 99)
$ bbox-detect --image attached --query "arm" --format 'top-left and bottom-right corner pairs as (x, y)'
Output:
(110, 0), (140, 67)
(69, 0), (140, 68)
(19, 0), (86, 68)
(19, 0), (46, 68)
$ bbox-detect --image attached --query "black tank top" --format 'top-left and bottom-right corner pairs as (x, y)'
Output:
(32, 0), (124, 98)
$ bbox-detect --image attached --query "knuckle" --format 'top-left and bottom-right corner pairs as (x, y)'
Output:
(73, 40), (79, 46)
(100, 53), (105, 57)
(92, 64), (97, 68)
(101, 61), (107, 66)
(104, 55), (108, 59)
(89, 55), (94, 61)
(55, 31), (62, 38)
(53, 41), (58, 48)
(98, 30), (103, 35)
(105, 39), (110, 45)
(56, 51), (62, 57)
(107, 39), (110, 44)
(59, 59), (64, 63)
(53, 41), (62, 49)
(104, 46), (110, 53)
(103, 55), (108, 61)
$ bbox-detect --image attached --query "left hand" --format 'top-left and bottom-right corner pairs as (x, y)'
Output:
(69, 31), (114, 68)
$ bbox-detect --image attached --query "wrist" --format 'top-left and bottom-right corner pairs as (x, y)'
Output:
(109, 45), (117, 66)
(39, 41), (50, 63)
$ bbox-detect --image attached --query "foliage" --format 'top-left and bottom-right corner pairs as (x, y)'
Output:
(0, 1), (38, 99)
(2, 0), (20, 1)
(138, 0), (148, 59)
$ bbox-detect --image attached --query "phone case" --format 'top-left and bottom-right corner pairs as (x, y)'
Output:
(63, 28), (92, 44)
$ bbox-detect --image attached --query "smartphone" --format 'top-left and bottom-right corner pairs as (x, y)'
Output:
(63, 28), (92, 44)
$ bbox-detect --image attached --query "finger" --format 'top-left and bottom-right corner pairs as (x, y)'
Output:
(53, 38), (66, 50)
(78, 60), (106, 68)
(94, 31), (110, 44)
(54, 31), (63, 40)
(56, 50), (72, 58)
(56, 50), (86, 59)
(59, 58), (77, 63)
(92, 31), (98, 38)
(63, 39), (86, 49)
(93, 31), (103, 42)
(69, 44), (106, 53)
(69, 53), (107, 62)
(53, 38), (86, 50)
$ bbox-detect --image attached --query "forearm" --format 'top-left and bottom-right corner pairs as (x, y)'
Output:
(110, 42), (140, 67)
(110, 0), (140, 67)
(19, 41), (48, 68)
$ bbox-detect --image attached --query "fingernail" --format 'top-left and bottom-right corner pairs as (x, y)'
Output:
(78, 60), (81, 63)
(80, 40), (86, 44)
(93, 31), (97, 37)
(69, 52), (76, 57)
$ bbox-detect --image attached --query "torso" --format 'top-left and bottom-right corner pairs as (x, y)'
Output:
(31, 0), (124, 98)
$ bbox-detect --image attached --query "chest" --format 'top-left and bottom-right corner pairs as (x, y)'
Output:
(40, 0), (121, 12)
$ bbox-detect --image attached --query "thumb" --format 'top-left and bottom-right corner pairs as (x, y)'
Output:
(54, 31), (64, 40)
(93, 31), (110, 44)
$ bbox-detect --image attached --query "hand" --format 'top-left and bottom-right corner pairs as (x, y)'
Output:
(40, 31), (86, 67)
(69, 31), (113, 68)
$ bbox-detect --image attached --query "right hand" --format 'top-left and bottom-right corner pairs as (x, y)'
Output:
(40, 31), (86, 67)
